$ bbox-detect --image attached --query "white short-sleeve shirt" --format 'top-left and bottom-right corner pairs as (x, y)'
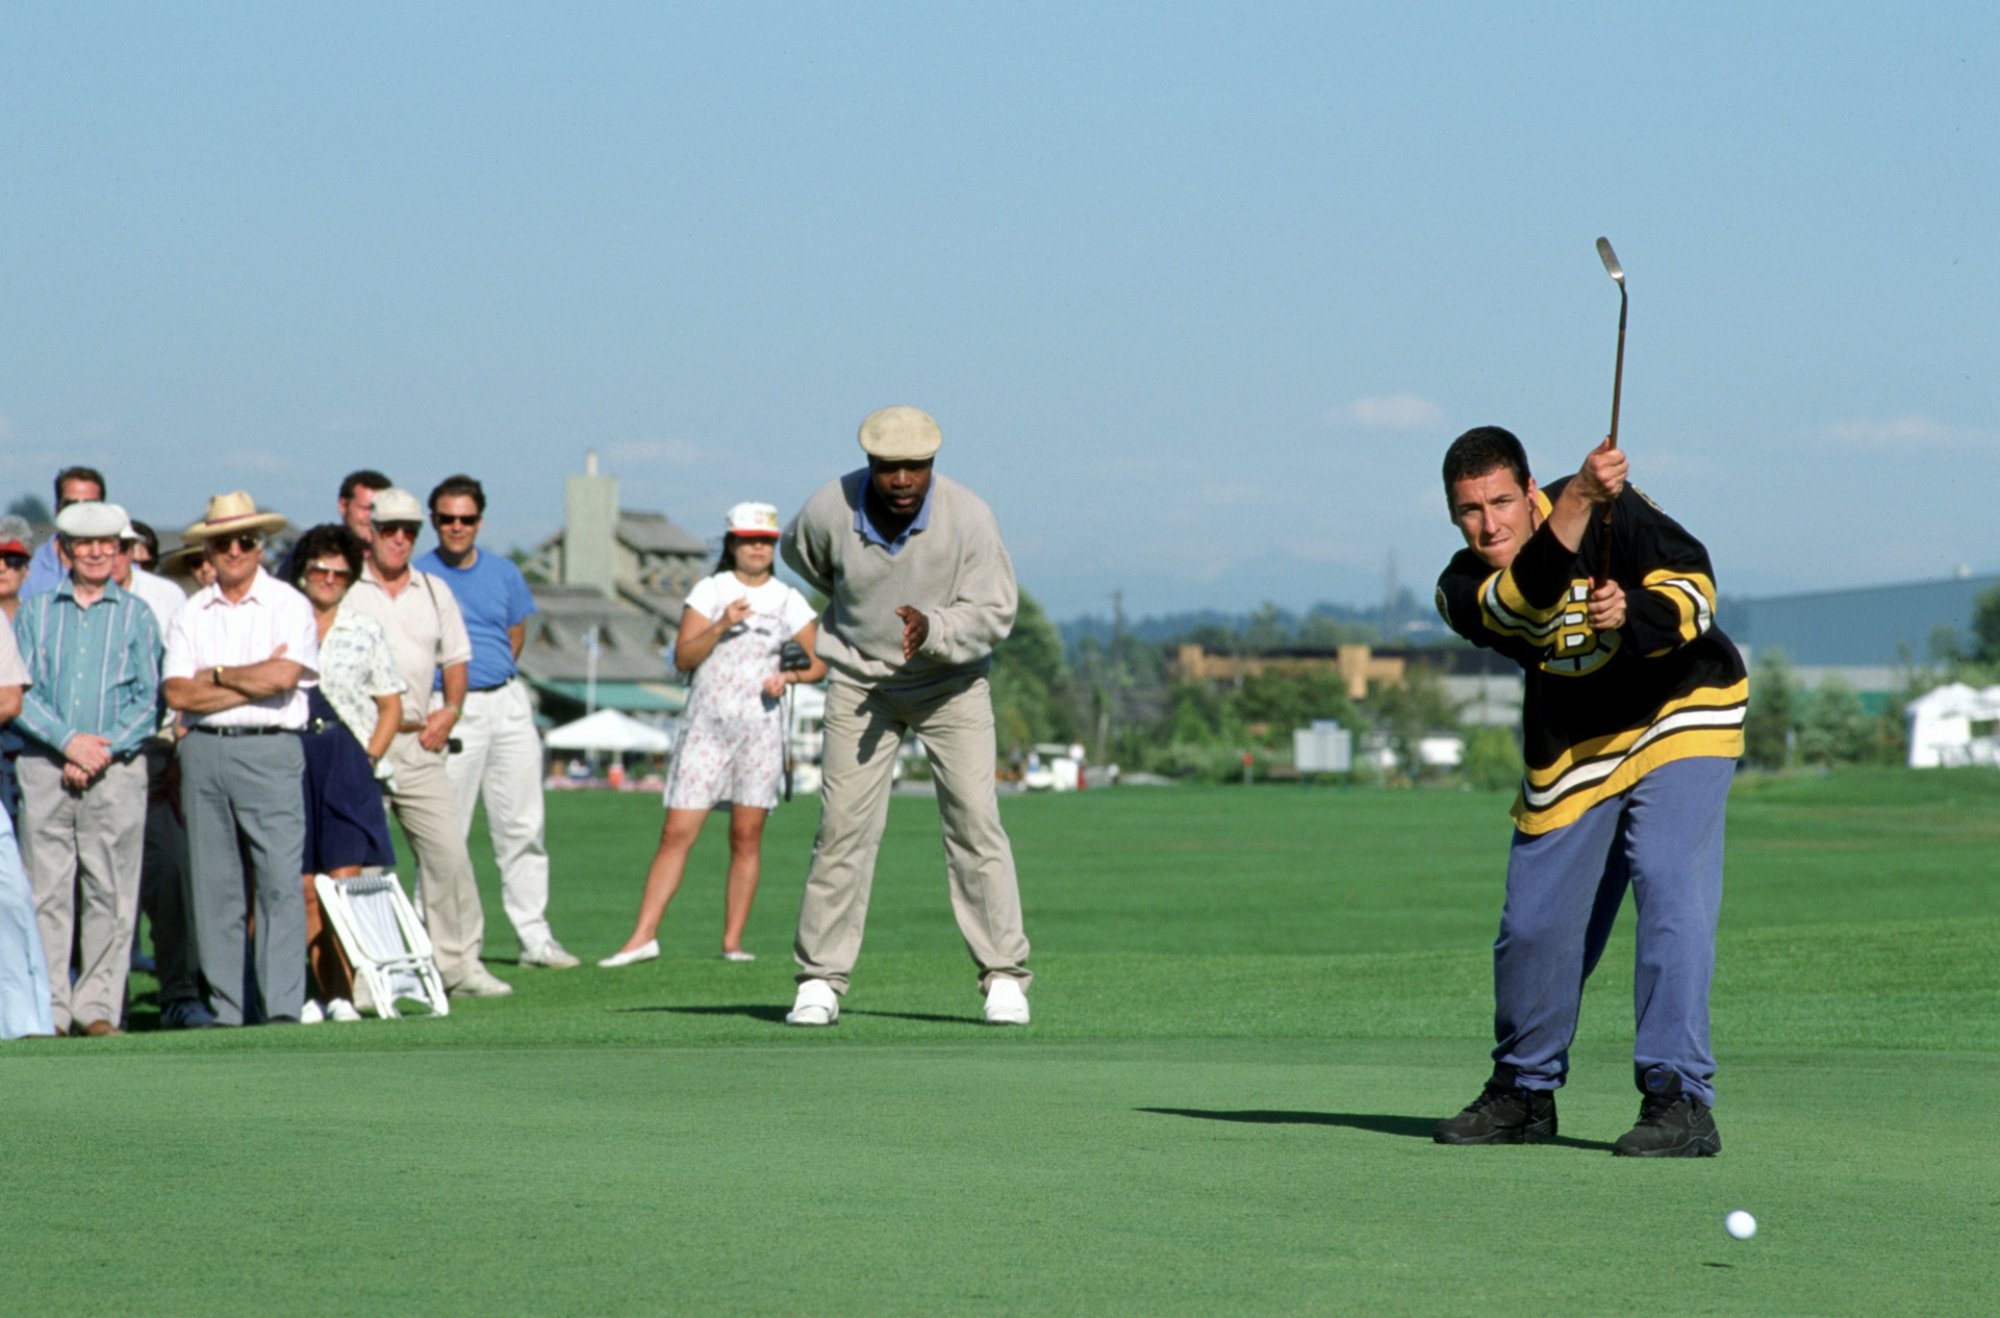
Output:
(162, 568), (321, 729)
(683, 572), (817, 637)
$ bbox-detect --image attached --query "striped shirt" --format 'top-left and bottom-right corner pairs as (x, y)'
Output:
(12, 577), (163, 759)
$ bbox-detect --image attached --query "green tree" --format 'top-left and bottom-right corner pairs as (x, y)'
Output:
(1461, 725), (1520, 792)
(1796, 676), (1873, 767)
(1742, 649), (1796, 770)
(1364, 663), (1460, 783)
(6, 494), (51, 524)
(989, 588), (1074, 752)
(1972, 583), (2000, 664)
(1229, 669), (1359, 749)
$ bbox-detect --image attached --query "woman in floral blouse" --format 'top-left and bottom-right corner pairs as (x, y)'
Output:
(289, 524), (405, 1019)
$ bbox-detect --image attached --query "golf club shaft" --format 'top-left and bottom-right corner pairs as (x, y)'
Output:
(1597, 284), (1625, 583)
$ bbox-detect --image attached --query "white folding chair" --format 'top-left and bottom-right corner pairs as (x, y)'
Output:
(314, 872), (450, 1019)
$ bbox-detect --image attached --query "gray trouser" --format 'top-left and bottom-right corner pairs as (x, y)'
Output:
(794, 673), (1031, 995)
(384, 731), (486, 984)
(1493, 756), (1734, 1107)
(18, 754), (147, 1034)
(179, 731), (307, 1026)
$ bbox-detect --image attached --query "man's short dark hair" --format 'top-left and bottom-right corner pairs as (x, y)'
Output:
(54, 465), (107, 504)
(127, 520), (161, 561)
(1442, 427), (1532, 499)
(339, 469), (393, 501)
(428, 474), (486, 515)
(286, 523), (365, 587)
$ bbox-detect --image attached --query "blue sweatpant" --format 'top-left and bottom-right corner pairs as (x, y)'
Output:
(1491, 756), (1734, 1107)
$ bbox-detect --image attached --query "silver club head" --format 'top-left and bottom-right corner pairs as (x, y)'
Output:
(1596, 236), (1625, 285)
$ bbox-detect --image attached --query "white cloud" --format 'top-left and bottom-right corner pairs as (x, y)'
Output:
(1331, 393), (1445, 431)
(607, 437), (708, 467)
(1821, 414), (1991, 452)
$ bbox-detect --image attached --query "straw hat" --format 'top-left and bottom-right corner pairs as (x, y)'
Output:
(182, 491), (288, 541)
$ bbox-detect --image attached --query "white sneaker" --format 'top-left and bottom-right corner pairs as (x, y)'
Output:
(300, 1000), (325, 1025)
(983, 977), (1030, 1025)
(521, 939), (582, 970)
(448, 965), (515, 998)
(598, 939), (660, 968)
(786, 979), (840, 1027)
(720, 949), (756, 963)
(326, 998), (363, 1023)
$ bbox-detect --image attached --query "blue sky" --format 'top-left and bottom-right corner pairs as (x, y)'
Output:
(4, 3), (1994, 622)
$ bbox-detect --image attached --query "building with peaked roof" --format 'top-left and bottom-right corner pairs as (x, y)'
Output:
(515, 453), (709, 722)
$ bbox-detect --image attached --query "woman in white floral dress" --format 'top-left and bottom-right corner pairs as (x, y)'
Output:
(601, 503), (824, 967)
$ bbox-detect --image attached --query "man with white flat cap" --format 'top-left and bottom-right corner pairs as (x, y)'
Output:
(780, 405), (1032, 1026)
(12, 500), (161, 1035)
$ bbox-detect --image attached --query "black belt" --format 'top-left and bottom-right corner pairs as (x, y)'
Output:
(190, 725), (298, 737)
(469, 679), (513, 693)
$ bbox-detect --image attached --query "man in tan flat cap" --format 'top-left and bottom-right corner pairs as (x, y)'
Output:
(779, 405), (1032, 1026)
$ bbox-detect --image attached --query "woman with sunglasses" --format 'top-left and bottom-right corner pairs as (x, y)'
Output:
(287, 524), (405, 1021)
(601, 502), (824, 967)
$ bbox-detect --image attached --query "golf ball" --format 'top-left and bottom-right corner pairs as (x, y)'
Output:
(1725, 1210), (1757, 1240)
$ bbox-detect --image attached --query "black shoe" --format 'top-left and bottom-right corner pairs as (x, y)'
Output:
(1612, 1073), (1721, 1157)
(1434, 1066), (1558, 1145)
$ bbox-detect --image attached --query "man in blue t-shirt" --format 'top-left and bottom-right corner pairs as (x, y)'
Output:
(416, 474), (577, 970)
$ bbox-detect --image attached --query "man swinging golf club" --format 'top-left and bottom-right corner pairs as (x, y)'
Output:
(1431, 425), (1747, 1156)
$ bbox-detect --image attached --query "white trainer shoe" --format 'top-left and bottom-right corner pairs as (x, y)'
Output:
(448, 965), (515, 998)
(598, 939), (660, 968)
(300, 1000), (326, 1025)
(786, 979), (840, 1027)
(326, 998), (363, 1023)
(521, 939), (582, 970)
(983, 977), (1030, 1025)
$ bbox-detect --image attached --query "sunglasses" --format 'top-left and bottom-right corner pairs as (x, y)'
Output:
(208, 534), (264, 555)
(375, 522), (421, 540)
(432, 513), (481, 528)
(305, 562), (355, 581)
(0, 554), (28, 570)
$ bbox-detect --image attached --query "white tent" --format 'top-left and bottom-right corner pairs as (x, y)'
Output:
(1905, 682), (2000, 768)
(544, 708), (674, 754)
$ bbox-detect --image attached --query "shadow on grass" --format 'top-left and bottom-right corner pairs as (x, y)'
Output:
(627, 1004), (985, 1027)
(1137, 1107), (1615, 1151)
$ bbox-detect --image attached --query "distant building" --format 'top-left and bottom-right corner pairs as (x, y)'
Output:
(1172, 643), (1405, 701)
(515, 452), (709, 722)
(1722, 573), (1999, 669)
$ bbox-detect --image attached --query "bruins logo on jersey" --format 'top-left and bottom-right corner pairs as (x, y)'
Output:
(1540, 579), (1619, 675)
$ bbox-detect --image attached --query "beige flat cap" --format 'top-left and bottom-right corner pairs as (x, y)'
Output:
(857, 406), (942, 461)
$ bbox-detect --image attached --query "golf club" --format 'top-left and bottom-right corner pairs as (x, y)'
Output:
(1594, 236), (1627, 584)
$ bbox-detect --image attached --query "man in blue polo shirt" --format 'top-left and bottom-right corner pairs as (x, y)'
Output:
(417, 474), (577, 969)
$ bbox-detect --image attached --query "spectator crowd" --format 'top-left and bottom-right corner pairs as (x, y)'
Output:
(0, 464), (574, 1038)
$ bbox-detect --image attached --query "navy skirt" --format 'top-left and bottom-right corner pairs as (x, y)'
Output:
(299, 686), (396, 873)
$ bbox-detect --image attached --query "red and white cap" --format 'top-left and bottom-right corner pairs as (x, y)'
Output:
(726, 502), (781, 538)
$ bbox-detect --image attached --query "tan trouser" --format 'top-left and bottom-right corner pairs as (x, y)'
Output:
(18, 754), (147, 1034)
(794, 673), (1030, 995)
(383, 732), (486, 985)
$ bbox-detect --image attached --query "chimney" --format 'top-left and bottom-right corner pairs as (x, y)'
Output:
(564, 452), (619, 597)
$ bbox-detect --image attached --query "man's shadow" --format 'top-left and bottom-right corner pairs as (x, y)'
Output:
(1138, 1107), (1615, 1151)
(627, 1004), (986, 1027)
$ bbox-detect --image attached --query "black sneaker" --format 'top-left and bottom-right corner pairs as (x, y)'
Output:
(1612, 1073), (1721, 1158)
(1434, 1066), (1558, 1145)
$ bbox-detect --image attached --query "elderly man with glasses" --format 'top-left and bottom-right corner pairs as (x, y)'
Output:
(13, 501), (163, 1036)
(340, 487), (510, 998)
(161, 492), (319, 1027)
(20, 465), (108, 599)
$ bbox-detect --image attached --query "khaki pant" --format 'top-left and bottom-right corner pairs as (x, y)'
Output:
(18, 754), (147, 1034)
(794, 673), (1030, 995)
(444, 679), (555, 953)
(383, 731), (486, 985)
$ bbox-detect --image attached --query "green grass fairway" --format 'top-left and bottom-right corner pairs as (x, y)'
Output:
(4, 769), (1996, 1312)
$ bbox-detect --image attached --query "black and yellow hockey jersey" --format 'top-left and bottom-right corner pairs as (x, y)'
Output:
(1435, 477), (1747, 834)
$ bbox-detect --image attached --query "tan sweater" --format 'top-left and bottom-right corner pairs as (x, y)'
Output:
(782, 470), (1017, 689)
